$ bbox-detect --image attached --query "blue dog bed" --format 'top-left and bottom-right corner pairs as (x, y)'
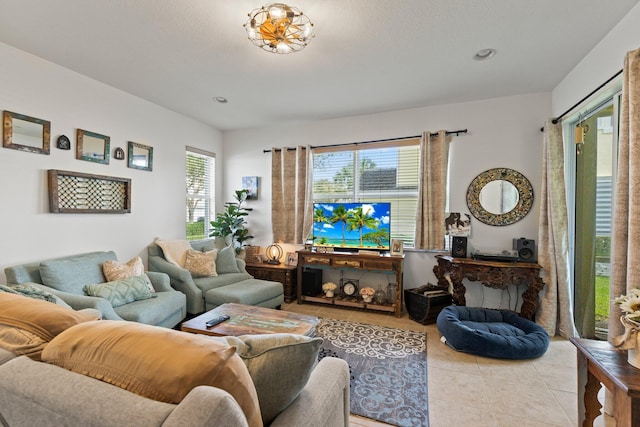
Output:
(436, 306), (550, 359)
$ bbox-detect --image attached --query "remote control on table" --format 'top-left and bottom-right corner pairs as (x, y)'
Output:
(205, 315), (230, 328)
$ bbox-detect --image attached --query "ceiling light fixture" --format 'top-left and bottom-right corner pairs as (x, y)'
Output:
(213, 96), (228, 103)
(474, 48), (496, 60)
(244, 3), (314, 54)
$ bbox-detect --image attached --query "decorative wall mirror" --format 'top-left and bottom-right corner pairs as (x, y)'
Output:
(127, 141), (153, 171)
(466, 168), (534, 226)
(2, 110), (51, 155)
(77, 129), (110, 164)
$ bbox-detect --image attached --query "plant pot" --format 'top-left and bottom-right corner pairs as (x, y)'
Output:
(362, 295), (372, 303)
(325, 291), (334, 298)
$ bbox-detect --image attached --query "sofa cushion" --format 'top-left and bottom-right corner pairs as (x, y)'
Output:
(212, 333), (323, 424)
(83, 275), (156, 307)
(155, 239), (191, 268)
(216, 245), (240, 274)
(184, 249), (218, 277)
(39, 251), (117, 294)
(0, 292), (100, 361)
(42, 320), (262, 427)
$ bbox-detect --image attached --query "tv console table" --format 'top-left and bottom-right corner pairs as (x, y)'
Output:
(296, 250), (404, 317)
(433, 255), (544, 320)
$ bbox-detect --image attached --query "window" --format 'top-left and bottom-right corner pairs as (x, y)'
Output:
(186, 147), (215, 241)
(312, 139), (420, 247)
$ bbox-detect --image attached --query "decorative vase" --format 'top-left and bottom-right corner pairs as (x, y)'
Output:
(629, 347), (640, 369)
(362, 295), (372, 303)
(373, 285), (386, 304)
(325, 290), (334, 298)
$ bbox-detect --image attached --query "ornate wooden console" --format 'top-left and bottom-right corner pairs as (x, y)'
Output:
(433, 255), (544, 320)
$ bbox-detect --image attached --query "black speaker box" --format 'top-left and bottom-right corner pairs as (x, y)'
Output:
(513, 238), (537, 263)
(451, 236), (468, 258)
(301, 268), (323, 296)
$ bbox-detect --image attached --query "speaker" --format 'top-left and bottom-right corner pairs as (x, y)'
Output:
(301, 268), (323, 296)
(451, 236), (468, 258)
(513, 238), (537, 263)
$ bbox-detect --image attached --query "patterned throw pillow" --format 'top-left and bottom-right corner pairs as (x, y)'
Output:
(83, 275), (156, 307)
(184, 249), (218, 277)
(103, 257), (154, 292)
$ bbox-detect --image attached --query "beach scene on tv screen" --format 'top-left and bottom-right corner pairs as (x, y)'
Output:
(313, 202), (391, 249)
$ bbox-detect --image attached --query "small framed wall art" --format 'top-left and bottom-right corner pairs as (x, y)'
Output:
(242, 176), (259, 200)
(128, 141), (153, 171)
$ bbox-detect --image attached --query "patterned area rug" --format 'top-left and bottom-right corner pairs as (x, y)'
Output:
(316, 318), (428, 427)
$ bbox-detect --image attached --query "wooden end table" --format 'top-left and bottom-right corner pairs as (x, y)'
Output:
(570, 337), (640, 426)
(180, 303), (319, 337)
(245, 262), (297, 303)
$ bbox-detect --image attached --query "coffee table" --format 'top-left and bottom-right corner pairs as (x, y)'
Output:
(180, 303), (320, 337)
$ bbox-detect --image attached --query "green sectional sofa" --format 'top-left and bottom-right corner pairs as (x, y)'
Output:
(4, 251), (186, 328)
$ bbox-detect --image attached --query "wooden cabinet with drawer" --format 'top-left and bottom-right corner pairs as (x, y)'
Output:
(245, 263), (297, 303)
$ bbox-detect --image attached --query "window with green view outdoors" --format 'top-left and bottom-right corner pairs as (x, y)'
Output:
(186, 147), (215, 240)
(312, 139), (420, 247)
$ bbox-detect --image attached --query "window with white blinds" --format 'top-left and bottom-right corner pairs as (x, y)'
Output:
(312, 139), (420, 247)
(186, 147), (215, 241)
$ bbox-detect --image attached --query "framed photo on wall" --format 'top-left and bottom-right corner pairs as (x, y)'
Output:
(390, 239), (403, 256)
(242, 176), (259, 200)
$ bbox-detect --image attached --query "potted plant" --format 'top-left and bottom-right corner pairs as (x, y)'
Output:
(209, 189), (253, 254)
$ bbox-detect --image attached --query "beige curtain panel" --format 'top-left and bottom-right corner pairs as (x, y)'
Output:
(271, 146), (312, 244)
(414, 130), (451, 250)
(609, 46), (640, 341)
(536, 120), (577, 338)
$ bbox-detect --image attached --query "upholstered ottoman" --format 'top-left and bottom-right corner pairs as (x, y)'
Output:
(205, 279), (284, 310)
(436, 306), (550, 360)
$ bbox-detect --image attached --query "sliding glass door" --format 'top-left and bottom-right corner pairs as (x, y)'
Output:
(573, 101), (618, 339)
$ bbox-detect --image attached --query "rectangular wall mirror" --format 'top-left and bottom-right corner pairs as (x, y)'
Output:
(128, 141), (153, 171)
(2, 110), (51, 155)
(76, 129), (110, 164)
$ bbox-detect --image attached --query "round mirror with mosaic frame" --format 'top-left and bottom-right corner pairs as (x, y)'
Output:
(466, 168), (534, 226)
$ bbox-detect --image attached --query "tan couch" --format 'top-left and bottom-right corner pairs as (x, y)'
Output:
(0, 347), (349, 427)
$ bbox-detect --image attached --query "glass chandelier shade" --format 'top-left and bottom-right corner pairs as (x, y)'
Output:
(244, 3), (314, 54)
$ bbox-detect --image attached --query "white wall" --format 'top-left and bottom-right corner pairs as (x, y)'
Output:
(223, 92), (551, 308)
(0, 42), (222, 282)
(552, 2), (640, 116)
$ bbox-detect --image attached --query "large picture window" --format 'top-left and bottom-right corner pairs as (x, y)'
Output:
(312, 139), (420, 247)
(186, 147), (215, 240)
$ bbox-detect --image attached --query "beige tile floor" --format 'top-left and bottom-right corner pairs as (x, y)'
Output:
(282, 301), (616, 427)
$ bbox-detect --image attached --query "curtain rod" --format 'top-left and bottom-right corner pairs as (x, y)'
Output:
(540, 69), (623, 132)
(263, 128), (468, 153)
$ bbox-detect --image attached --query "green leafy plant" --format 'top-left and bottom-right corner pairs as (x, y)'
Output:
(209, 189), (253, 254)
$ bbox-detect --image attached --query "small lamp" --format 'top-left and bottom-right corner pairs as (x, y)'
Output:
(266, 243), (283, 265)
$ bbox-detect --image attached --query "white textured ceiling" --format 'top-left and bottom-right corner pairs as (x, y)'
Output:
(0, 0), (638, 131)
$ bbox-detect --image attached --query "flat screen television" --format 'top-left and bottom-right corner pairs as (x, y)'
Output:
(312, 202), (391, 252)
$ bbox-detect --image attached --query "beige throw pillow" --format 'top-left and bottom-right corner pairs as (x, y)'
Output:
(184, 249), (218, 277)
(103, 256), (154, 292)
(42, 321), (262, 427)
